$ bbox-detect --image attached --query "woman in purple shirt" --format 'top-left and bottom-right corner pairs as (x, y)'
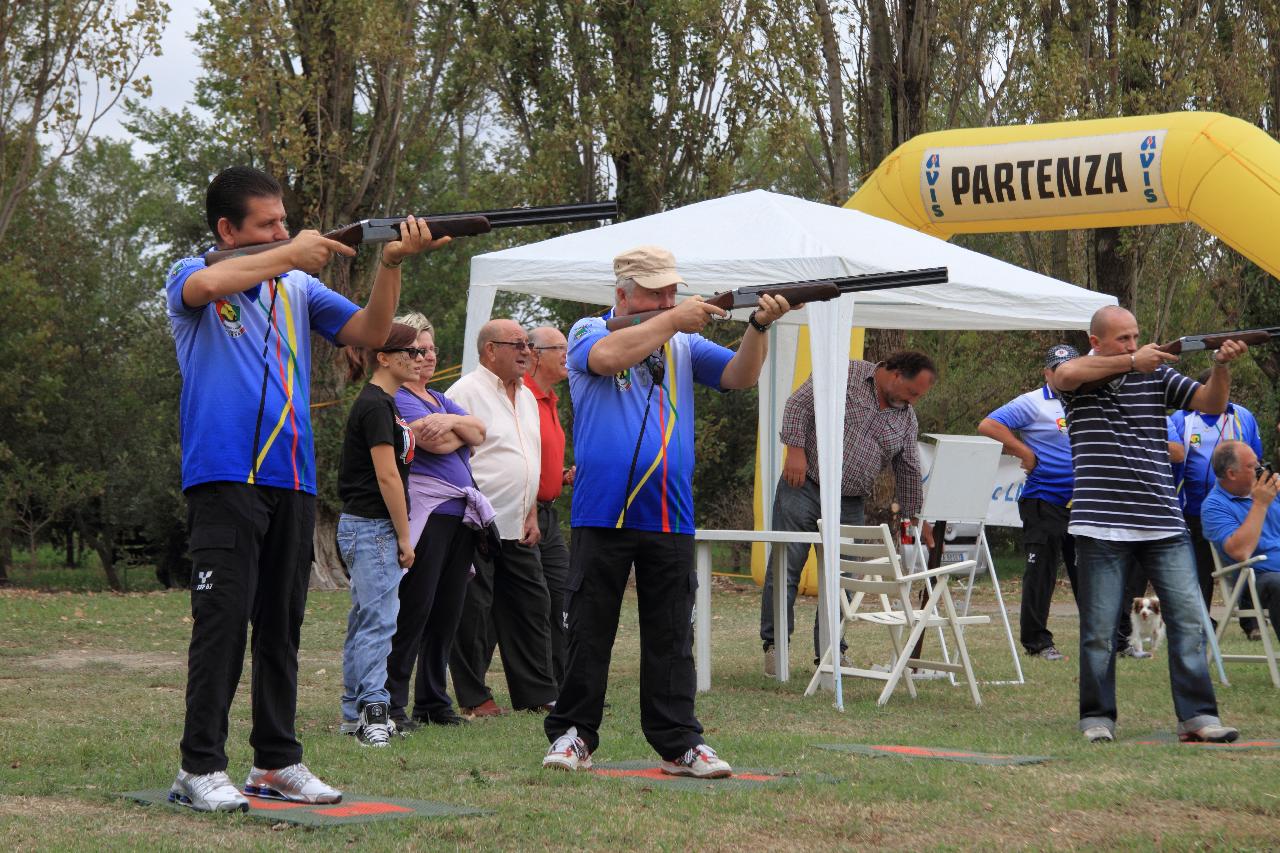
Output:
(385, 317), (489, 729)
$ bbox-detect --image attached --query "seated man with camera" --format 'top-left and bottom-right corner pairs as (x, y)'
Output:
(1199, 440), (1280, 645)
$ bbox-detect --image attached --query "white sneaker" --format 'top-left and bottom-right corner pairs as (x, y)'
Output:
(243, 763), (343, 803)
(1083, 725), (1114, 743)
(660, 744), (733, 779)
(543, 726), (592, 771)
(168, 769), (249, 812)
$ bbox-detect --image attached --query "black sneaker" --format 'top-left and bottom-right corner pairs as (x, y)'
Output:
(425, 711), (468, 726)
(357, 702), (392, 747)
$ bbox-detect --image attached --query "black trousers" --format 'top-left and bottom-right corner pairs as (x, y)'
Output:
(545, 527), (703, 760)
(537, 501), (570, 686)
(1186, 513), (1257, 634)
(1018, 498), (1078, 653)
(181, 482), (314, 774)
(449, 538), (557, 709)
(385, 512), (475, 723)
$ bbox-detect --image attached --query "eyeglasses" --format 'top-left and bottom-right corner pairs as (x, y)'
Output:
(382, 346), (432, 359)
(533, 344), (568, 353)
(491, 340), (532, 351)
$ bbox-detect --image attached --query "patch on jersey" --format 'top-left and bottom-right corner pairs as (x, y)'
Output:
(614, 368), (633, 392)
(214, 298), (245, 338)
(1190, 433), (1201, 446)
(1056, 416), (1067, 434)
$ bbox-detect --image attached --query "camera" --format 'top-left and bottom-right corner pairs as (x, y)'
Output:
(1255, 462), (1274, 480)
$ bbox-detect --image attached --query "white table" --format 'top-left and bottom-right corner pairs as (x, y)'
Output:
(692, 529), (825, 691)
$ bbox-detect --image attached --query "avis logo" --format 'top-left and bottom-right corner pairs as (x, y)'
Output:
(1139, 134), (1159, 203)
(195, 570), (214, 591)
(925, 153), (943, 218)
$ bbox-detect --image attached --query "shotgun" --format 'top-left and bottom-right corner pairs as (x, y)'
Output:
(604, 266), (949, 331)
(204, 200), (619, 265)
(1078, 326), (1280, 391)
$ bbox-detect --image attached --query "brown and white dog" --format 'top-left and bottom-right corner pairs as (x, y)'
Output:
(1129, 596), (1165, 657)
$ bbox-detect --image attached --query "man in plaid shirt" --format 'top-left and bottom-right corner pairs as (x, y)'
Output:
(760, 351), (937, 677)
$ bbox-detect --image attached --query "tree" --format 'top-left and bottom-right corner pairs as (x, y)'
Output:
(0, 0), (166, 242)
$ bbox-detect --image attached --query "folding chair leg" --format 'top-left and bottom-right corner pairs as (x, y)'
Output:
(878, 616), (931, 706)
(1248, 575), (1280, 688)
(941, 584), (982, 707)
(884, 617), (918, 699)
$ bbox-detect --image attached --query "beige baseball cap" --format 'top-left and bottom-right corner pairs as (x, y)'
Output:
(613, 245), (685, 290)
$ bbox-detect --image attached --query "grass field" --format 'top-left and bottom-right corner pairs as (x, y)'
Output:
(2, 573), (1279, 850)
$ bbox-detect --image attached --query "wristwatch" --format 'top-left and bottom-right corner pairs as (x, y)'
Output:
(748, 311), (771, 333)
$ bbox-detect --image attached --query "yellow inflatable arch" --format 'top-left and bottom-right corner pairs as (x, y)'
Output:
(847, 111), (1280, 276)
(751, 111), (1280, 595)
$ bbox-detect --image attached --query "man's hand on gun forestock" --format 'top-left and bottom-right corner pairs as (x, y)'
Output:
(382, 215), (451, 266)
(1213, 338), (1249, 365)
(753, 293), (792, 327)
(289, 229), (356, 274)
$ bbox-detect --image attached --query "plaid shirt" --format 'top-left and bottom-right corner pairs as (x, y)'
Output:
(779, 359), (924, 517)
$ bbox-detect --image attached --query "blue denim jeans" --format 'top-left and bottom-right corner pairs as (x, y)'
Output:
(337, 514), (403, 721)
(1076, 533), (1220, 736)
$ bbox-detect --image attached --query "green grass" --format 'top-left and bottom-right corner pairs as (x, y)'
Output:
(2, 577), (1279, 849)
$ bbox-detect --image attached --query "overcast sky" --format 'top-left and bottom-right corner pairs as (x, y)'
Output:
(95, 2), (209, 145)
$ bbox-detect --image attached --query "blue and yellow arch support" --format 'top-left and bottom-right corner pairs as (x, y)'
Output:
(750, 111), (1280, 594)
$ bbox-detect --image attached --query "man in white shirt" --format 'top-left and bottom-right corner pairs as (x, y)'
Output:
(446, 319), (557, 717)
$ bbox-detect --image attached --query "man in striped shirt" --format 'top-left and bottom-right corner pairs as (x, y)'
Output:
(1051, 305), (1245, 744)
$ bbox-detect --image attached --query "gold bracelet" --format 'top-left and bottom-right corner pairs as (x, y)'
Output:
(380, 256), (402, 270)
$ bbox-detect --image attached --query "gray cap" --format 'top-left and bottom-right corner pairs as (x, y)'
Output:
(1045, 343), (1079, 370)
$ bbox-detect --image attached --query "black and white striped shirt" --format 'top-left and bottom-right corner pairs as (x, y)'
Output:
(1061, 365), (1198, 539)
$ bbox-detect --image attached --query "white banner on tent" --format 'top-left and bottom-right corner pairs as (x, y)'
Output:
(918, 442), (1026, 528)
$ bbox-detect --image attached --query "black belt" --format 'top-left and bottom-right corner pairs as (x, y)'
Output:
(538, 499), (557, 509)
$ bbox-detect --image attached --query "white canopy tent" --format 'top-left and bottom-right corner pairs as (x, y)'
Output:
(462, 189), (1116, 708)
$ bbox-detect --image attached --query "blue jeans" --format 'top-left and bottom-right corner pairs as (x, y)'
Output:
(337, 514), (403, 721)
(759, 477), (864, 657)
(1076, 533), (1220, 736)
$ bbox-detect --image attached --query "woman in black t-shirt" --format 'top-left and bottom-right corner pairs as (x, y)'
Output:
(335, 322), (423, 748)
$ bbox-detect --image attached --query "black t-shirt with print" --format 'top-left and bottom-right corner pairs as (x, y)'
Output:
(338, 383), (414, 518)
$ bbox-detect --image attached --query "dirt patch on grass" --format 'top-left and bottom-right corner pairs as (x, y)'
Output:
(23, 649), (181, 672)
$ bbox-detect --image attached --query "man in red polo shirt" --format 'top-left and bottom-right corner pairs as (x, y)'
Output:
(525, 325), (575, 686)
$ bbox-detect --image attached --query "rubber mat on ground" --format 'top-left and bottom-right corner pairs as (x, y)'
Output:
(121, 789), (487, 826)
(813, 743), (1051, 765)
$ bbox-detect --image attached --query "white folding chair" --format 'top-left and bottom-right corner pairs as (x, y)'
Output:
(804, 522), (990, 706)
(1210, 544), (1280, 688)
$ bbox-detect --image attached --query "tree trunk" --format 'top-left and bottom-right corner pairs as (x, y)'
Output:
(310, 502), (348, 590)
(0, 524), (10, 585)
(1094, 226), (1136, 310)
(813, 0), (849, 203)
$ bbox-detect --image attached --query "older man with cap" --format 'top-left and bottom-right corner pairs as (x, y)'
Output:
(978, 344), (1081, 661)
(541, 245), (792, 779)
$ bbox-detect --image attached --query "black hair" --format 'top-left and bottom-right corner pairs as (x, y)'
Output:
(881, 350), (937, 379)
(205, 166), (283, 237)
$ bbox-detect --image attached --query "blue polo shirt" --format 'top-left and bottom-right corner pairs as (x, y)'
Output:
(166, 257), (359, 494)
(986, 384), (1073, 506)
(1167, 404), (1262, 516)
(1201, 483), (1280, 573)
(566, 313), (733, 534)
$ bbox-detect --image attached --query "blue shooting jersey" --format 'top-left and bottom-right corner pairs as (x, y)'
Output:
(566, 313), (734, 534)
(1168, 404), (1262, 516)
(986, 384), (1074, 506)
(166, 257), (358, 494)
